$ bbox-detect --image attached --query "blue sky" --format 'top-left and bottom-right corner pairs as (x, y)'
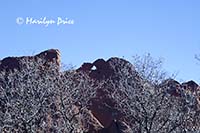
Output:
(0, 0), (200, 83)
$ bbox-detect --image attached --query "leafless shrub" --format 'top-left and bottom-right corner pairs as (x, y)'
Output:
(106, 54), (200, 132)
(0, 58), (98, 133)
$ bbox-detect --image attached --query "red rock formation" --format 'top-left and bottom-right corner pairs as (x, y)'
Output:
(78, 57), (136, 132)
(0, 49), (60, 72)
(36, 49), (60, 66)
(78, 58), (114, 80)
(78, 63), (93, 72)
(1, 49), (199, 132)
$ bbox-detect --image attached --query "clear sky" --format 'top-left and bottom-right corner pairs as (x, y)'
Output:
(0, 0), (200, 83)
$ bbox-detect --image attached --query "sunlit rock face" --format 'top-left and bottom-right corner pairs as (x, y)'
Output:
(36, 49), (61, 66)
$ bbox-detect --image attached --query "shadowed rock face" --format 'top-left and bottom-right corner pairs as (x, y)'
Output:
(78, 58), (114, 80)
(98, 120), (131, 133)
(0, 57), (20, 71)
(161, 79), (199, 97)
(78, 57), (136, 132)
(79, 58), (199, 132)
(0, 49), (60, 72)
(90, 59), (113, 80)
(161, 79), (182, 96)
(182, 80), (199, 92)
(78, 57), (135, 81)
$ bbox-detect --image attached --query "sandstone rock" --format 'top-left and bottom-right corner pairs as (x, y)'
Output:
(36, 49), (61, 66)
(78, 57), (138, 132)
(0, 49), (60, 72)
(90, 59), (113, 80)
(78, 57), (136, 81)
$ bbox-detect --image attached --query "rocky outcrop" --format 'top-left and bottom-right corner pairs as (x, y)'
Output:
(78, 57), (136, 81)
(79, 57), (200, 132)
(182, 80), (199, 92)
(161, 78), (182, 96)
(0, 49), (60, 72)
(78, 57), (139, 132)
(36, 49), (61, 66)
(0, 49), (199, 133)
(0, 57), (21, 71)
(78, 58), (114, 80)
(161, 79), (200, 97)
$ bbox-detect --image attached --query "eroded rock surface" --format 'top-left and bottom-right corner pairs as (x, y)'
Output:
(78, 57), (140, 132)
(0, 49), (60, 72)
